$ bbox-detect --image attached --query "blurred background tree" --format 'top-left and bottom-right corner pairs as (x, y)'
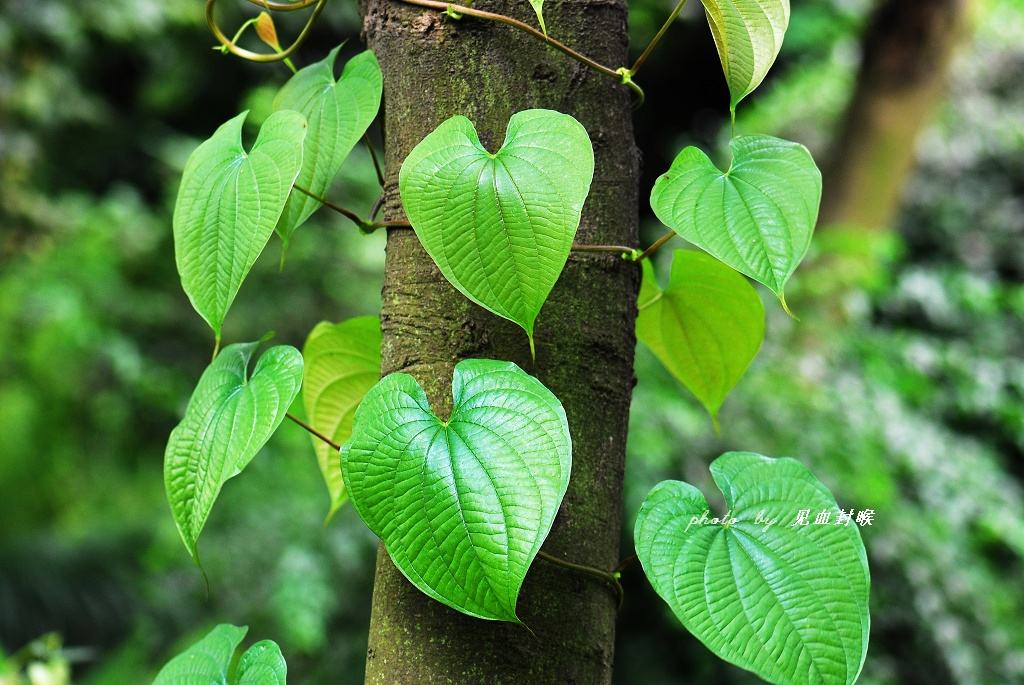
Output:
(0, 0), (1021, 683)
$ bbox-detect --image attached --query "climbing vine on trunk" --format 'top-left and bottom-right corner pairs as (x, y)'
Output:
(156, 1), (872, 683)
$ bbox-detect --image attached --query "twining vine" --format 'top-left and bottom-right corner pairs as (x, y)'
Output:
(155, 1), (874, 684)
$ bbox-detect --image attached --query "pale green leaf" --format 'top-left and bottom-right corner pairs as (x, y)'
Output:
(650, 135), (821, 302)
(153, 624), (247, 685)
(342, 359), (572, 622)
(635, 451), (871, 685)
(173, 110), (307, 339)
(398, 109), (594, 349)
(528, 0), (547, 33)
(637, 250), (764, 423)
(701, 0), (791, 108)
(274, 48), (382, 246)
(301, 316), (381, 519)
(237, 640), (287, 684)
(164, 342), (303, 563)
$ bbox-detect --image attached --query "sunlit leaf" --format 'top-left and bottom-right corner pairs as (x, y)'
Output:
(635, 451), (871, 685)
(399, 109), (594, 351)
(650, 135), (821, 305)
(342, 359), (572, 621)
(153, 625), (287, 685)
(153, 624), (245, 685)
(164, 341), (303, 563)
(301, 316), (381, 519)
(173, 110), (306, 340)
(701, 0), (791, 108)
(637, 250), (764, 424)
(274, 48), (382, 246)
(237, 640), (287, 684)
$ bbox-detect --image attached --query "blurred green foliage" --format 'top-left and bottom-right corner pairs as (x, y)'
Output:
(1, 0), (1022, 683)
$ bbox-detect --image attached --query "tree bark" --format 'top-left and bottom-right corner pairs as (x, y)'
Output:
(359, 0), (639, 683)
(819, 0), (974, 231)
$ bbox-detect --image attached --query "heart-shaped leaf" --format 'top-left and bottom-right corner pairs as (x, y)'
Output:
(700, 0), (791, 108)
(650, 135), (821, 304)
(173, 110), (306, 342)
(635, 452), (871, 685)
(637, 250), (764, 424)
(165, 341), (303, 563)
(301, 316), (381, 519)
(342, 359), (572, 622)
(274, 48), (382, 247)
(398, 109), (595, 351)
(153, 624), (287, 685)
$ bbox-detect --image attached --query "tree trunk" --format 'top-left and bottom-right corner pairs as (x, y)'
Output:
(358, 0), (639, 683)
(819, 0), (974, 231)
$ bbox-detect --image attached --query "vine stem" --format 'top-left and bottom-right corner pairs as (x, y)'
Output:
(293, 184), (368, 226)
(630, 0), (688, 76)
(364, 133), (386, 188)
(536, 551), (624, 608)
(395, 0), (622, 80)
(207, 0), (328, 62)
(245, 0), (320, 10)
(571, 243), (637, 256)
(286, 412), (341, 450)
(635, 229), (677, 262)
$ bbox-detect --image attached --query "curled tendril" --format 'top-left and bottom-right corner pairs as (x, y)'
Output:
(207, 0), (328, 62)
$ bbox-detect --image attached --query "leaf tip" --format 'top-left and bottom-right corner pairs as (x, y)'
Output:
(779, 292), (798, 320)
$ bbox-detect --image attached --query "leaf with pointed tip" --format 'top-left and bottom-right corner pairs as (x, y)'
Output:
(635, 451), (871, 685)
(173, 110), (306, 339)
(237, 640), (287, 684)
(638, 250), (764, 423)
(165, 342), (303, 563)
(153, 624), (247, 685)
(274, 48), (382, 246)
(301, 316), (381, 519)
(527, 0), (547, 33)
(342, 359), (572, 622)
(651, 135), (821, 303)
(399, 109), (594, 349)
(701, 0), (790, 108)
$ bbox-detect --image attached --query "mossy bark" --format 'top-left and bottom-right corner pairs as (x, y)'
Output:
(358, 0), (638, 682)
(819, 0), (974, 231)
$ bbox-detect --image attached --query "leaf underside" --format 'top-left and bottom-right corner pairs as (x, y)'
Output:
(164, 341), (303, 562)
(637, 250), (764, 422)
(635, 452), (871, 685)
(701, 0), (791, 108)
(650, 134), (821, 298)
(274, 47), (382, 245)
(173, 110), (306, 337)
(301, 315), (382, 518)
(342, 358), (572, 622)
(398, 109), (595, 345)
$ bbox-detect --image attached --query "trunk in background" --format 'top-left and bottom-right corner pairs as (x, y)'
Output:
(359, 0), (639, 681)
(820, 0), (974, 231)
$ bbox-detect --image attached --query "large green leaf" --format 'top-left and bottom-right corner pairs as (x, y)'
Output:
(274, 48), (382, 246)
(165, 341), (303, 563)
(701, 0), (790, 108)
(637, 250), (764, 424)
(301, 316), (381, 519)
(635, 452), (871, 685)
(236, 640), (287, 684)
(153, 625), (287, 685)
(650, 135), (821, 304)
(173, 110), (306, 341)
(342, 359), (572, 621)
(398, 109), (594, 351)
